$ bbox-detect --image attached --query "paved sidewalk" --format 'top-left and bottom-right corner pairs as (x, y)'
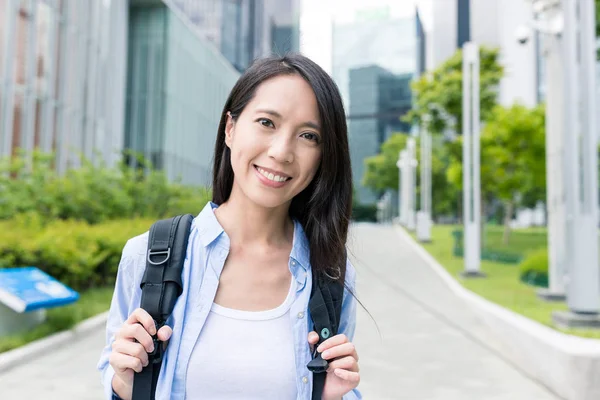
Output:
(0, 223), (560, 399)
(349, 223), (558, 400)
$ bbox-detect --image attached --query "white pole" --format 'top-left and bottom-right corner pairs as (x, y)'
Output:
(407, 138), (417, 231)
(397, 150), (407, 226)
(462, 41), (482, 276)
(562, 0), (599, 314)
(539, 7), (567, 298)
(417, 126), (432, 242)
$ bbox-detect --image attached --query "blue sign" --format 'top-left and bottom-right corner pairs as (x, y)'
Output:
(0, 267), (79, 313)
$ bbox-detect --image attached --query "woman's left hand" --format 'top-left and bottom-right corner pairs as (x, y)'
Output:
(308, 331), (360, 400)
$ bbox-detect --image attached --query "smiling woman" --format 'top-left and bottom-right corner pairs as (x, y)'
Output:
(98, 54), (361, 400)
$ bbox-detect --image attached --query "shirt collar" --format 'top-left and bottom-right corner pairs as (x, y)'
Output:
(193, 202), (226, 248)
(290, 220), (310, 272)
(193, 201), (311, 271)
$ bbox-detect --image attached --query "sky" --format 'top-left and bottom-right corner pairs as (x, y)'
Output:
(299, 0), (419, 74)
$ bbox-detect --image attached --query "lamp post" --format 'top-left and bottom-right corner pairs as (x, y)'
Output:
(523, 0), (567, 301)
(406, 137), (418, 231)
(461, 41), (484, 277)
(397, 150), (408, 226)
(397, 144), (418, 229)
(417, 125), (432, 242)
(524, 0), (600, 327)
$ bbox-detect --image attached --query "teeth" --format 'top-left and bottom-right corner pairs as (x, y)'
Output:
(257, 167), (288, 183)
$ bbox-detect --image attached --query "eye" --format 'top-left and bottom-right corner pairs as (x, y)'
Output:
(301, 132), (321, 144)
(257, 118), (274, 128)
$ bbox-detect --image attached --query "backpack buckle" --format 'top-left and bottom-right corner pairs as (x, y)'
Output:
(148, 335), (164, 364)
(307, 347), (329, 373)
(147, 248), (171, 266)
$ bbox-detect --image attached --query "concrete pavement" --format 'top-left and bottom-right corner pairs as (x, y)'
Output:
(0, 223), (560, 399)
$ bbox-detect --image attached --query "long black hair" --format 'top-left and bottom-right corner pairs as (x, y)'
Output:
(212, 53), (353, 284)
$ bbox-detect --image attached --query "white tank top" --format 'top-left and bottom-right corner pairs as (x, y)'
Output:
(185, 279), (298, 399)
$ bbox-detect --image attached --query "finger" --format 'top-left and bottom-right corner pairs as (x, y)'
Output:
(333, 368), (360, 384)
(125, 308), (156, 336)
(327, 356), (359, 373)
(109, 351), (145, 374)
(121, 323), (155, 353)
(157, 325), (173, 342)
(321, 342), (357, 361)
(316, 334), (348, 353)
(307, 331), (319, 345)
(111, 340), (149, 367)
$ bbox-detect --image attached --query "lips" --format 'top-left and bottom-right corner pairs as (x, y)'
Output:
(253, 165), (292, 183)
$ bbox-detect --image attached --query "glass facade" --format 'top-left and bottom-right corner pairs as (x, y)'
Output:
(1, 0), (299, 187)
(332, 15), (417, 204)
(0, 0), (128, 172)
(127, 3), (240, 186)
(166, 0), (299, 72)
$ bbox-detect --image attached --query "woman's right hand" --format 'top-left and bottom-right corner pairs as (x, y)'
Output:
(109, 308), (173, 400)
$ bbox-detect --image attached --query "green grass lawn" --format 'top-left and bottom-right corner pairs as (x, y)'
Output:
(0, 286), (114, 353)
(412, 225), (600, 340)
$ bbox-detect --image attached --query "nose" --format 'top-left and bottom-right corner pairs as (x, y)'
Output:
(268, 132), (294, 164)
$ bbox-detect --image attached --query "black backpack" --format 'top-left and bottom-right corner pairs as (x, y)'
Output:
(131, 214), (344, 400)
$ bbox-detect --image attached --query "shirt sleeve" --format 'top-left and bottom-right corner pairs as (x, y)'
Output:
(96, 237), (142, 400)
(339, 258), (362, 400)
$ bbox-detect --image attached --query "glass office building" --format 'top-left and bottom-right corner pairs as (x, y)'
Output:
(332, 13), (418, 204)
(0, 0), (129, 173)
(166, 0), (300, 72)
(1, 0), (306, 187)
(126, 3), (239, 186)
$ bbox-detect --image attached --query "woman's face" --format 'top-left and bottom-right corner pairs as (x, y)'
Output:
(225, 74), (322, 210)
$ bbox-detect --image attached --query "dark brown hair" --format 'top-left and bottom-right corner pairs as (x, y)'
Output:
(211, 53), (352, 283)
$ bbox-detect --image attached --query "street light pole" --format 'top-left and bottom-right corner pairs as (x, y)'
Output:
(417, 126), (432, 242)
(554, 0), (600, 322)
(397, 150), (407, 226)
(525, 0), (600, 326)
(461, 41), (484, 277)
(407, 137), (417, 231)
(528, 0), (568, 301)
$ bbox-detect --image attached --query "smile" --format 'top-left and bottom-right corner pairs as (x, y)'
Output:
(254, 165), (292, 187)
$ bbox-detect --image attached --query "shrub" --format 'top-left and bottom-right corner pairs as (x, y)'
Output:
(0, 217), (154, 291)
(352, 203), (378, 222)
(0, 150), (211, 223)
(518, 248), (548, 288)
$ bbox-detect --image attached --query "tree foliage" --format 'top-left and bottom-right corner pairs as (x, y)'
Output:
(362, 133), (459, 218)
(404, 46), (504, 135)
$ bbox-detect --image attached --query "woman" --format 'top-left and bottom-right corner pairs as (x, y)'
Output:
(98, 53), (361, 400)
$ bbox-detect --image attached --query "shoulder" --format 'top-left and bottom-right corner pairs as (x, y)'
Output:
(116, 231), (150, 284)
(345, 257), (357, 290)
(122, 231), (150, 259)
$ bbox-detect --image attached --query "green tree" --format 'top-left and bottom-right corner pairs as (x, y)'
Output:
(447, 104), (546, 244)
(362, 133), (408, 192)
(404, 46), (504, 135)
(363, 133), (459, 219)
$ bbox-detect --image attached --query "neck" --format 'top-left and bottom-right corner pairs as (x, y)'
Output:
(214, 185), (294, 248)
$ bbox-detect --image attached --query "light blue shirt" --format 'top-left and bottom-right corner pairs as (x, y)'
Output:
(97, 202), (361, 400)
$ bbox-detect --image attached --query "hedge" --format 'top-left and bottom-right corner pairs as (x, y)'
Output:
(518, 248), (549, 288)
(0, 215), (155, 291)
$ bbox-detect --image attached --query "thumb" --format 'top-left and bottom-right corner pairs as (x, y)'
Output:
(157, 325), (173, 342)
(307, 331), (319, 345)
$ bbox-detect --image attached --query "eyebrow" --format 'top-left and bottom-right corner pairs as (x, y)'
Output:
(256, 109), (321, 131)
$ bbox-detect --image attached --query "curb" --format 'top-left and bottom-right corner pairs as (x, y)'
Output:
(395, 225), (600, 400)
(0, 311), (109, 374)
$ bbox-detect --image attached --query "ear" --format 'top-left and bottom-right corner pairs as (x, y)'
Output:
(225, 112), (235, 148)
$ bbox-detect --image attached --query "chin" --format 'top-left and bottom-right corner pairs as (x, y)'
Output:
(247, 191), (293, 210)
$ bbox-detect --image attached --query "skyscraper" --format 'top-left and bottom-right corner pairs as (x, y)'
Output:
(332, 10), (418, 204)
(167, 0), (300, 72)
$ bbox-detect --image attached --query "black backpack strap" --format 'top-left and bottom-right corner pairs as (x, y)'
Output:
(308, 271), (344, 400)
(132, 214), (193, 400)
